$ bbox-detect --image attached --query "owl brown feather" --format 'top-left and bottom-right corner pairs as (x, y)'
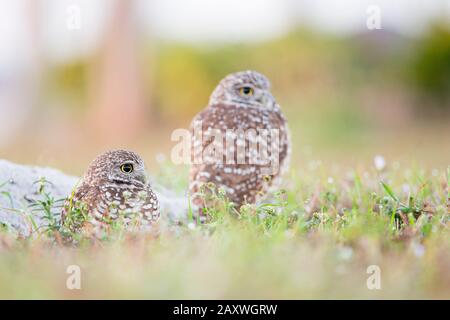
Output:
(189, 71), (290, 213)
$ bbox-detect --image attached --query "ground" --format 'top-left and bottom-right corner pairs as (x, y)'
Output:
(0, 160), (449, 299)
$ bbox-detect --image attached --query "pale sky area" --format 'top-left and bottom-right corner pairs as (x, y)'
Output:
(0, 0), (449, 63)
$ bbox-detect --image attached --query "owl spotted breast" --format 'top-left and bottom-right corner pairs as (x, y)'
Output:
(61, 150), (160, 236)
(189, 70), (290, 213)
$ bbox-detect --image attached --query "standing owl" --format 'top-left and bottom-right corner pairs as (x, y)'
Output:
(189, 70), (290, 213)
(61, 150), (160, 237)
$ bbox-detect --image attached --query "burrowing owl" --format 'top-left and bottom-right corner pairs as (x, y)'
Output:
(61, 150), (160, 236)
(189, 70), (290, 212)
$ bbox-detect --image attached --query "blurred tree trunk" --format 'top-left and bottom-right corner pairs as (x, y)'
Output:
(88, 0), (149, 144)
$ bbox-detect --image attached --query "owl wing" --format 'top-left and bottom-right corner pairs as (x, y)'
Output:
(96, 183), (160, 224)
(62, 182), (160, 236)
(189, 103), (289, 206)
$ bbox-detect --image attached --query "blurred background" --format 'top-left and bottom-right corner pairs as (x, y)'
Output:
(0, 0), (449, 176)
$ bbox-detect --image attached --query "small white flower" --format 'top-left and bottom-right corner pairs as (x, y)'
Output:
(337, 246), (353, 261)
(187, 222), (196, 230)
(155, 153), (166, 163)
(284, 230), (295, 238)
(412, 242), (425, 258)
(402, 184), (410, 194)
(327, 177), (334, 184)
(374, 155), (386, 171)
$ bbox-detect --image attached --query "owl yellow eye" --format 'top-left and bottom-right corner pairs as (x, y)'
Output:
(120, 163), (134, 173)
(239, 86), (254, 96)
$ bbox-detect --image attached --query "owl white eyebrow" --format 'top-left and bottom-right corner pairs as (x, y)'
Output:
(231, 99), (253, 105)
(234, 84), (255, 89)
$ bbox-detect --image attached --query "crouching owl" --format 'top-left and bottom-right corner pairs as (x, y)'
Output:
(61, 150), (160, 237)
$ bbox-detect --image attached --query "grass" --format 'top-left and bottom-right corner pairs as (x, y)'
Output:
(0, 160), (449, 299)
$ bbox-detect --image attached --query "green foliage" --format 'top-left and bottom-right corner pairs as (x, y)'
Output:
(408, 23), (450, 106)
(27, 178), (65, 234)
(59, 200), (89, 241)
(45, 60), (90, 111)
(150, 30), (353, 120)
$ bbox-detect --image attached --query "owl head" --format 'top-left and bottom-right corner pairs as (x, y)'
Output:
(209, 70), (276, 109)
(84, 150), (148, 186)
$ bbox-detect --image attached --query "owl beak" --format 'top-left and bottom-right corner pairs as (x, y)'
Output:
(138, 171), (150, 185)
(258, 92), (273, 107)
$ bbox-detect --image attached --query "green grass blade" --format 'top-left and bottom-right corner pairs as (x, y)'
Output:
(380, 181), (399, 202)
